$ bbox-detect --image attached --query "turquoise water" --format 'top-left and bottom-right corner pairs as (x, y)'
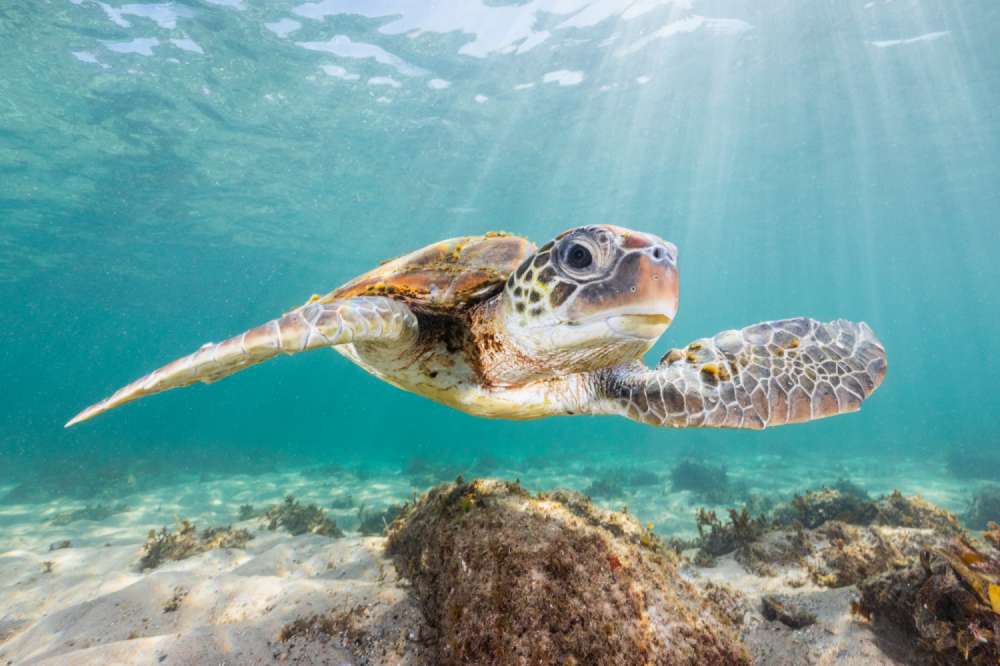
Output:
(2, 1), (999, 502)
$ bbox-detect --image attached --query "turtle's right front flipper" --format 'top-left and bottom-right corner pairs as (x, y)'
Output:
(65, 296), (417, 427)
(597, 318), (887, 429)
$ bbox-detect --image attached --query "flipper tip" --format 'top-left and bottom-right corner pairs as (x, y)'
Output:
(64, 408), (95, 428)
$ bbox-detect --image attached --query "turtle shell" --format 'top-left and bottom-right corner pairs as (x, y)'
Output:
(313, 232), (535, 311)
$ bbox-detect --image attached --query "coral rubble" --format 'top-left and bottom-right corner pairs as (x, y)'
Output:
(387, 479), (749, 665)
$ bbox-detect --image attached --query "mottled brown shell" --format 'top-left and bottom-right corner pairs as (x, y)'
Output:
(312, 232), (535, 311)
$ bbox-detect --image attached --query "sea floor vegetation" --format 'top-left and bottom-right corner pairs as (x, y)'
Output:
(139, 518), (252, 570)
(1, 452), (997, 664)
(262, 495), (343, 537)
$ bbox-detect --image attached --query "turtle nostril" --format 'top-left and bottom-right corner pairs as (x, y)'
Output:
(651, 246), (666, 261)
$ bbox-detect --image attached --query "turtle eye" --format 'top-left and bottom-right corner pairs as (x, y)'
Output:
(566, 244), (592, 270)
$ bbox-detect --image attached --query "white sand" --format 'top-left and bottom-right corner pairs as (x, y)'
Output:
(0, 454), (979, 664)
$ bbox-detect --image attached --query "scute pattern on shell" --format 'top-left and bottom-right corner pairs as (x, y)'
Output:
(607, 318), (887, 429)
(316, 232), (535, 311)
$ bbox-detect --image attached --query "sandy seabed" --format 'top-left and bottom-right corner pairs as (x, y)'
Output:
(0, 452), (985, 665)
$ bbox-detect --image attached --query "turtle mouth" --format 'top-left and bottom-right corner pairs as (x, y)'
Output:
(606, 313), (673, 340)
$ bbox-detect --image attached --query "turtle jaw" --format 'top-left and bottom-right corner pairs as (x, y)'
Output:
(565, 244), (679, 342)
(606, 313), (673, 341)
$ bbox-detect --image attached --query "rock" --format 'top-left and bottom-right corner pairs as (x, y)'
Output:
(873, 490), (964, 534)
(856, 537), (1000, 665)
(761, 595), (816, 629)
(387, 479), (749, 666)
(964, 486), (1000, 530)
(774, 488), (877, 529)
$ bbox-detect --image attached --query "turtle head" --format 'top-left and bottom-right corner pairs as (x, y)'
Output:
(500, 224), (678, 374)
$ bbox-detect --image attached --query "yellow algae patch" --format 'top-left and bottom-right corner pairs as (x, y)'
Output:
(989, 583), (1000, 613)
(700, 363), (731, 381)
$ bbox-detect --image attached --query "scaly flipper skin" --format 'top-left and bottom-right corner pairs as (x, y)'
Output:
(65, 297), (417, 427)
(597, 318), (887, 429)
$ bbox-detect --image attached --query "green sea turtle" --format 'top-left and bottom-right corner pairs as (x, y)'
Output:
(66, 226), (887, 429)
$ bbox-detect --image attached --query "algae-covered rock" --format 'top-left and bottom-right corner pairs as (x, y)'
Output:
(806, 521), (906, 588)
(774, 487), (963, 534)
(263, 495), (343, 537)
(357, 502), (406, 536)
(964, 486), (1000, 530)
(386, 479), (748, 665)
(670, 458), (733, 503)
(761, 594), (816, 629)
(583, 466), (662, 499)
(774, 488), (877, 529)
(873, 490), (964, 533)
(139, 518), (252, 570)
(856, 536), (1000, 665)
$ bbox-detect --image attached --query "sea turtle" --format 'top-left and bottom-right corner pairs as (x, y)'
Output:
(66, 226), (887, 429)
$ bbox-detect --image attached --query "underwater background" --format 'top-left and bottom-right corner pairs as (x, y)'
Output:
(2, 0), (1000, 533)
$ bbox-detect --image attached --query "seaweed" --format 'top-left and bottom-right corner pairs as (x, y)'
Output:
(856, 537), (1000, 665)
(771, 486), (961, 533)
(582, 467), (662, 500)
(773, 487), (876, 529)
(695, 507), (767, 560)
(279, 613), (341, 643)
(163, 587), (188, 613)
(139, 518), (253, 570)
(357, 503), (406, 536)
(401, 457), (462, 487)
(832, 477), (870, 500)
(237, 504), (257, 521)
(48, 540), (71, 551)
(386, 479), (749, 665)
(582, 475), (623, 499)
(964, 486), (1000, 530)
(873, 490), (963, 533)
(329, 494), (355, 510)
(49, 502), (128, 526)
(670, 459), (732, 503)
(263, 495), (343, 537)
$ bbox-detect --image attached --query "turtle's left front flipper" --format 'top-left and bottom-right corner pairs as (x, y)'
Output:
(65, 296), (417, 427)
(598, 318), (887, 429)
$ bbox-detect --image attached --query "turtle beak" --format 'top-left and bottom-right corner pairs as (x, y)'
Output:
(607, 234), (678, 338)
(567, 230), (679, 339)
(632, 232), (678, 321)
